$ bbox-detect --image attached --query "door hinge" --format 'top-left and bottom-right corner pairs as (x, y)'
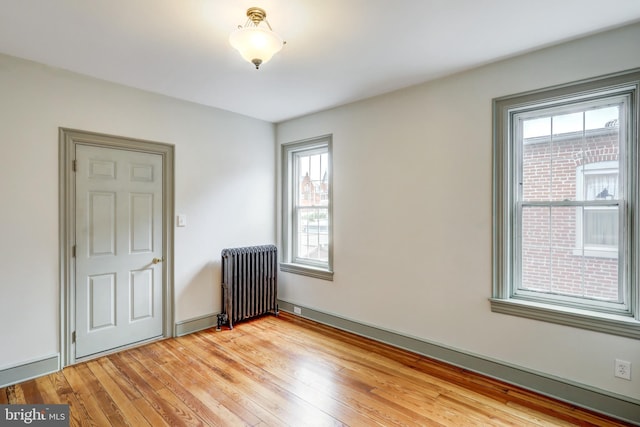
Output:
(72, 159), (77, 172)
(72, 331), (76, 343)
(72, 245), (76, 258)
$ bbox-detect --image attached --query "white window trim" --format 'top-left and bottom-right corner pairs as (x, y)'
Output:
(281, 135), (334, 280)
(491, 69), (640, 339)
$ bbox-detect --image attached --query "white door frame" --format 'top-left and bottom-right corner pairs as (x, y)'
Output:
(59, 128), (175, 367)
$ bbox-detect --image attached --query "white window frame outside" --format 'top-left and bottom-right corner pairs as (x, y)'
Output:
(491, 69), (640, 339)
(281, 135), (334, 280)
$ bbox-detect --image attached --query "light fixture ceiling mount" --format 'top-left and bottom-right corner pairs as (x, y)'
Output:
(229, 7), (285, 69)
(246, 7), (267, 26)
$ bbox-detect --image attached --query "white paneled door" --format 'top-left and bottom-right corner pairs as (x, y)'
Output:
(75, 145), (164, 359)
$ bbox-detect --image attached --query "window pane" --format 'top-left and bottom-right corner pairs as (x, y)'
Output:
(522, 105), (621, 203)
(296, 208), (328, 262)
(521, 115), (553, 202)
(585, 106), (619, 131)
(584, 252), (620, 302)
(520, 205), (619, 302)
(548, 206), (576, 249)
(522, 117), (550, 139)
(550, 124), (582, 202)
(296, 152), (329, 207)
(552, 112), (583, 135)
(550, 206), (583, 299)
(550, 246), (585, 296)
(521, 206), (551, 292)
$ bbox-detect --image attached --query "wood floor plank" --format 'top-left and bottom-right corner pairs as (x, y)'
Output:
(63, 365), (118, 426)
(251, 316), (450, 404)
(197, 331), (385, 426)
(98, 354), (170, 427)
(129, 346), (249, 426)
(206, 327), (433, 426)
(86, 359), (152, 427)
(213, 320), (516, 427)
(127, 397), (172, 427)
(188, 333), (345, 426)
(96, 357), (143, 402)
(17, 379), (45, 403)
(49, 370), (93, 427)
(233, 319), (507, 426)
(163, 336), (294, 427)
(6, 384), (25, 404)
(32, 375), (62, 405)
(111, 351), (204, 426)
(105, 356), (173, 426)
(161, 339), (266, 426)
(0, 312), (633, 426)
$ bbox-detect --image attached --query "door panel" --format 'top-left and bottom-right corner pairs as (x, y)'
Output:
(75, 144), (163, 359)
(130, 269), (154, 321)
(89, 192), (116, 256)
(130, 193), (153, 252)
(88, 273), (116, 330)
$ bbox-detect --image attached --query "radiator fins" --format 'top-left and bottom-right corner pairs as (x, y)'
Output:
(218, 245), (278, 330)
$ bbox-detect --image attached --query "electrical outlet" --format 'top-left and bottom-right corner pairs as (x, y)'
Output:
(614, 359), (631, 380)
(293, 306), (302, 315)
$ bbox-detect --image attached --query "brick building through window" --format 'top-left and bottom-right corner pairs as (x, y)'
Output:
(520, 116), (620, 301)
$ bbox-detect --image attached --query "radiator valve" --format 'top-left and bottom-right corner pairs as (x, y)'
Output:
(216, 313), (229, 331)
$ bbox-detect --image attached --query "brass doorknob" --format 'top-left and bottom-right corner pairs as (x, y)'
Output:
(152, 257), (164, 264)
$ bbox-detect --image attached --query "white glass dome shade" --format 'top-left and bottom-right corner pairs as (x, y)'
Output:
(229, 7), (284, 69)
(229, 26), (284, 69)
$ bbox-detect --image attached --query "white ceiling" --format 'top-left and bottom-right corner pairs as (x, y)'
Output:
(1, 0), (640, 123)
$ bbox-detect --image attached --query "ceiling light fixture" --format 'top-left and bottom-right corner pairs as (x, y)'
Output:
(229, 7), (285, 69)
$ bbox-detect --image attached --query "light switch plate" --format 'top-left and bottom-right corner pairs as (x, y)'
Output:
(177, 214), (187, 227)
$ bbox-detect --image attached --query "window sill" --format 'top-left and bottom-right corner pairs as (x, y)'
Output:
(489, 298), (640, 339)
(280, 263), (334, 281)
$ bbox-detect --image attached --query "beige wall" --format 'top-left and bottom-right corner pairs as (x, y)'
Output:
(276, 23), (640, 400)
(0, 53), (275, 369)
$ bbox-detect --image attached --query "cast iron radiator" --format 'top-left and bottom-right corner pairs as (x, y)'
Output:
(217, 245), (278, 330)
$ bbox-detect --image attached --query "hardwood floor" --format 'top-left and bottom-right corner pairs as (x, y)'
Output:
(1, 312), (632, 426)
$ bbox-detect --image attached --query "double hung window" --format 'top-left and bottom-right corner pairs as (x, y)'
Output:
(492, 70), (640, 338)
(281, 135), (333, 280)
